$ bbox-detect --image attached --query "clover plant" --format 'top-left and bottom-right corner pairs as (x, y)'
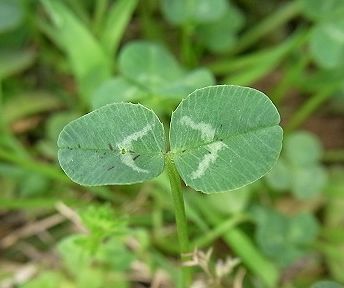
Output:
(57, 85), (283, 284)
(161, 0), (244, 54)
(253, 207), (319, 267)
(91, 41), (214, 111)
(266, 131), (327, 199)
(0, 0), (23, 33)
(301, 0), (344, 69)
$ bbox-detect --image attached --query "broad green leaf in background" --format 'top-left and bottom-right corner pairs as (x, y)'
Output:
(301, 0), (344, 21)
(91, 41), (214, 109)
(160, 0), (228, 25)
(284, 131), (323, 166)
(265, 159), (291, 191)
(57, 103), (165, 185)
(41, 0), (111, 100)
(119, 41), (183, 91)
(301, 0), (344, 69)
(0, 0), (23, 33)
(206, 186), (252, 214)
(169, 85), (283, 193)
(158, 68), (214, 98)
(196, 6), (244, 53)
(91, 77), (144, 109)
(254, 208), (319, 267)
(266, 131), (327, 199)
(293, 165), (327, 198)
(310, 20), (344, 69)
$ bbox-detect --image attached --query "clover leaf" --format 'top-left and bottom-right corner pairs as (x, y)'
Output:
(60, 85), (283, 194)
(58, 103), (165, 185)
(91, 41), (214, 109)
(266, 131), (327, 199)
(169, 85), (282, 192)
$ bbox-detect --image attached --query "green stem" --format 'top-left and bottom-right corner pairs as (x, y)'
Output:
(93, 0), (108, 33)
(233, 1), (301, 54)
(181, 23), (196, 67)
(271, 54), (311, 104)
(208, 29), (307, 84)
(166, 154), (191, 287)
(139, 0), (163, 41)
(192, 213), (250, 248)
(286, 88), (335, 132)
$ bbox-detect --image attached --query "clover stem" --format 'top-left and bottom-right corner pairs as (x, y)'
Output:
(181, 23), (196, 67)
(166, 154), (191, 287)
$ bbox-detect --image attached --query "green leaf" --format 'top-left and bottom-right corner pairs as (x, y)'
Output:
(0, 0), (23, 33)
(92, 41), (215, 108)
(57, 103), (165, 185)
(161, 0), (228, 25)
(0, 49), (35, 79)
(100, 0), (138, 54)
(310, 20), (344, 69)
(206, 186), (251, 214)
(118, 41), (183, 92)
(3, 91), (62, 124)
(267, 132), (327, 199)
(255, 208), (319, 267)
(41, 0), (111, 99)
(91, 77), (144, 109)
(265, 158), (291, 191)
(169, 85), (283, 193)
(301, 0), (344, 21)
(292, 165), (327, 199)
(196, 7), (244, 53)
(159, 68), (215, 98)
(285, 131), (323, 166)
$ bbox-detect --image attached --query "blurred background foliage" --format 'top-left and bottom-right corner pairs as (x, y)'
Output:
(0, 0), (343, 287)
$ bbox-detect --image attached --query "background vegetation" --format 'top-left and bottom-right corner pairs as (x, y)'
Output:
(0, 0), (343, 287)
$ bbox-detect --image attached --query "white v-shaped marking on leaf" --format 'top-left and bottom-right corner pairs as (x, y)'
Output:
(117, 124), (153, 173)
(180, 116), (227, 179)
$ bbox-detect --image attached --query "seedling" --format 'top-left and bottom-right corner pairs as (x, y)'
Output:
(57, 85), (283, 285)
